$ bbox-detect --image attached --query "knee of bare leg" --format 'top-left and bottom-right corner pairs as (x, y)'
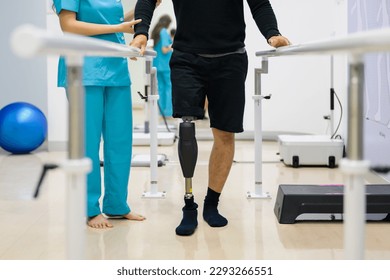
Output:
(212, 128), (234, 145)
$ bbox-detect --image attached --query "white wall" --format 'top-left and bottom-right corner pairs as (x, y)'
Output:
(244, 0), (348, 135)
(46, 4), (69, 150)
(46, 0), (349, 147)
(0, 1), (48, 152)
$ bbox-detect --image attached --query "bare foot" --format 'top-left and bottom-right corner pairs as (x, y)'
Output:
(87, 214), (113, 229)
(123, 212), (146, 221)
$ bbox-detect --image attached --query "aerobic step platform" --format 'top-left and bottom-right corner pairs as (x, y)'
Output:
(274, 184), (390, 224)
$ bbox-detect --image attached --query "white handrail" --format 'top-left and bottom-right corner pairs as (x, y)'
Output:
(256, 27), (390, 57)
(10, 24), (156, 58)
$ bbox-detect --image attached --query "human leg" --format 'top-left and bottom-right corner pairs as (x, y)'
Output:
(203, 128), (234, 227)
(101, 86), (144, 220)
(208, 129), (235, 192)
(175, 117), (199, 235)
(83, 86), (112, 228)
(170, 51), (209, 235)
(202, 52), (248, 227)
(157, 70), (173, 117)
(157, 71), (167, 116)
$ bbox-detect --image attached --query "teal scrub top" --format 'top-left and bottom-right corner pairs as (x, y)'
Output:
(153, 28), (172, 72)
(53, 0), (131, 87)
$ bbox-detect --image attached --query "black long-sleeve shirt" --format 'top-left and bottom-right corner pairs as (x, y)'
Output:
(134, 0), (280, 54)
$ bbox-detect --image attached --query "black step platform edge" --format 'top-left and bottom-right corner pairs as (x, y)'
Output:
(274, 184), (390, 224)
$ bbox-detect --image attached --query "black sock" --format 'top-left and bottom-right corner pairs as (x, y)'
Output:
(203, 187), (228, 227)
(175, 196), (198, 236)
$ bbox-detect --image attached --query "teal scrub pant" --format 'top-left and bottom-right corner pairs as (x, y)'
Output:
(83, 86), (133, 218)
(157, 70), (173, 117)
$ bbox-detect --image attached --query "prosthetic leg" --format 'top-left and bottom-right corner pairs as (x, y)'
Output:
(175, 117), (199, 236)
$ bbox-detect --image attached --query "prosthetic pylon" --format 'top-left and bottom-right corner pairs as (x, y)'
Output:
(175, 117), (199, 235)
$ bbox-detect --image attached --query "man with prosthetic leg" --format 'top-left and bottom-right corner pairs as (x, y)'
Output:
(131, 0), (289, 236)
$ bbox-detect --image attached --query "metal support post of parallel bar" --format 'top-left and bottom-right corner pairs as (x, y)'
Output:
(247, 57), (271, 199)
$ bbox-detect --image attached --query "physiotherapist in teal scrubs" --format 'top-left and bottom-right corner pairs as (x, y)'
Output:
(53, 0), (160, 229)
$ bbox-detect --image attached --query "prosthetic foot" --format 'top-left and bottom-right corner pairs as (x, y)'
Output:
(176, 117), (198, 236)
(175, 196), (198, 236)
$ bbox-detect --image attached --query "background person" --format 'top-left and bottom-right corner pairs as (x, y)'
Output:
(151, 14), (174, 117)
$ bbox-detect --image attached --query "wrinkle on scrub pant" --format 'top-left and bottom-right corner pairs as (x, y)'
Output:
(83, 85), (132, 217)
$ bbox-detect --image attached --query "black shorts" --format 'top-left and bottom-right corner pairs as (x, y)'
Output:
(170, 50), (248, 133)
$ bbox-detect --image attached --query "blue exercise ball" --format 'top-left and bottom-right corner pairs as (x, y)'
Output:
(0, 102), (48, 154)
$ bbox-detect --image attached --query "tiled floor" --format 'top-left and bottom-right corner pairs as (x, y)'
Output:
(0, 115), (390, 260)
